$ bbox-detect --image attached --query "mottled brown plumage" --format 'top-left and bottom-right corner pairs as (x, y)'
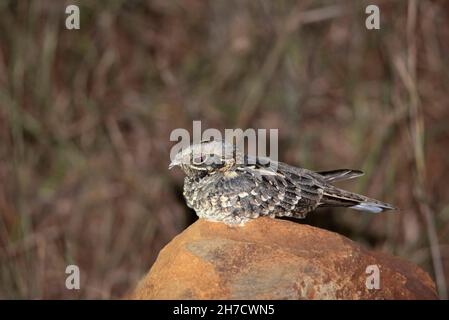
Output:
(169, 141), (395, 225)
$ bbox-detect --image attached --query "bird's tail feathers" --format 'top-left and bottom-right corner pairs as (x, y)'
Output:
(349, 202), (392, 213)
(320, 186), (396, 213)
(317, 169), (364, 183)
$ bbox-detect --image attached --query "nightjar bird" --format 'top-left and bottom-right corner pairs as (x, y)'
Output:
(169, 140), (396, 226)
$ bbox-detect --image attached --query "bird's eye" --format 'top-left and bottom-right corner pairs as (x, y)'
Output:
(193, 155), (207, 165)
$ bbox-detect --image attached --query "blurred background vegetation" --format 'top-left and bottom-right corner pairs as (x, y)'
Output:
(0, 0), (448, 299)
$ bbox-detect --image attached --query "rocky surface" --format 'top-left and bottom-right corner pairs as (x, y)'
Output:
(129, 217), (438, 299)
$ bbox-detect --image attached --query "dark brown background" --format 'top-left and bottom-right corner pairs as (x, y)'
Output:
(0, 0), (448, 299)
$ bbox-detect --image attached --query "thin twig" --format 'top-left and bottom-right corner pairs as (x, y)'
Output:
(405, 0), (447, 299)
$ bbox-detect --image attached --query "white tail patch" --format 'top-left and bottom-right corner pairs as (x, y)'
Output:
(350, 202), (384, 213)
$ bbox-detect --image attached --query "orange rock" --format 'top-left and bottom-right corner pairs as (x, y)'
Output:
(129, 218), (438, 300)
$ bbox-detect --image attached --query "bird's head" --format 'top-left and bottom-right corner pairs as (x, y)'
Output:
(169, 140), (239, 178)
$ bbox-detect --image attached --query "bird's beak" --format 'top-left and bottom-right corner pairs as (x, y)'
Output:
(168, 159), (180, 170)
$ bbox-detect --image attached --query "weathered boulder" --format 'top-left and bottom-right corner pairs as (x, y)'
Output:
(129, 217), (438, 299)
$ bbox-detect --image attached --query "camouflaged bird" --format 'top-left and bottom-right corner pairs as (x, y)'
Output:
(169, 140), (396, 226)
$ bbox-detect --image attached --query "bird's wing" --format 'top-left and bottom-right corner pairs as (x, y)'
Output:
(230, 158), (325, 218)
(263, 161), (395, 212)
(239, 156), (395, 214)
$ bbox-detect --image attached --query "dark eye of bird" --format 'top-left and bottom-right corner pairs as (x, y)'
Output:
(209, 155), (226, 169)
(193, 155), (207, 165)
